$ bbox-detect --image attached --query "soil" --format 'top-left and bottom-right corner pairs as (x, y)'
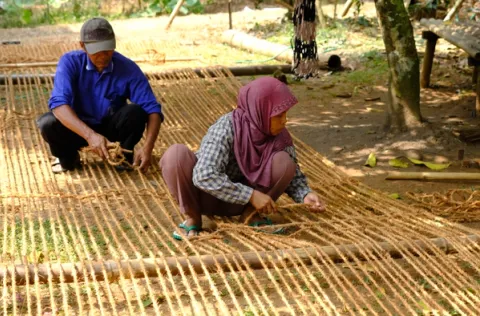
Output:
(2, 2), (480, 223)
(2, 3), (480, 314)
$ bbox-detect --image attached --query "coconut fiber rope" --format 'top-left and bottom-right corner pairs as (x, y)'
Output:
(0, 67), (480, 315)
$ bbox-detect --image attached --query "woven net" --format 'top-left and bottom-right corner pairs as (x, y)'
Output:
(0, 67), (479, 315)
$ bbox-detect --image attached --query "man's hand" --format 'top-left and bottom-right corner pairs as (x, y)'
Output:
(303, 192), (326, 212)
(249, 190), (276, 214)
(86, 132), (110, 160)
(133, 146), (153, 173)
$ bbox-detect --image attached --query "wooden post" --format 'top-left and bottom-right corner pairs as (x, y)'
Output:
(476, 66), (480, 115)
(473, 64), (478, 85)
(316, 0), (327, 28)
(1, 234), (478, 285)
(333, 0), (338, 23)
(444, 0), (465, 21)
(228, 0), (232, 30)
(468, 57), (480, 115)
(165, 0), (186, 30)
(421, 31), (439, 88)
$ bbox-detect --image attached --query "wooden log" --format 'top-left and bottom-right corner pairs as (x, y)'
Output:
(420, 19), (480, 60)
(341, 0), (354, 17)
(386, 172), (480, 180)
(421, 31), (439, 88)
(1, 234), (477, 286)
(165, 0), (186, 30)
(444, 0), (465, 21)
(220, 30), (342, 69)
(222, 29), (293, 63)
(0, 64), (295, 85)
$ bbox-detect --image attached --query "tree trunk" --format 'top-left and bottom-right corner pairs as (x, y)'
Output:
(374, 0), (422, 132)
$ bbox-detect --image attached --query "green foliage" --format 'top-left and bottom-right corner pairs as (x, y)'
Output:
(341, 50), (389, 86)
(133, 0), (204, 17)
(0, 0), (204, 28)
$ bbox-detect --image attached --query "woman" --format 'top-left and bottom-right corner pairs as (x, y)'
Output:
(160, 77), (325, 240)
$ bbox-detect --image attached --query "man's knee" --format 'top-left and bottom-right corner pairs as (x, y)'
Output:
(160, 144), (193, 170)
(272, 151), (296, 181)
(125, 104), (148, 123)
(36, 112), (58, 135)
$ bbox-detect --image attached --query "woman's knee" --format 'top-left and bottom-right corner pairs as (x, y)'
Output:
(159, 144), (194, 171)
(272, 151), (296, 182)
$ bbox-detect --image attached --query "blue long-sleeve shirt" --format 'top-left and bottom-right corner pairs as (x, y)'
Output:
(49, 50), (163, 125)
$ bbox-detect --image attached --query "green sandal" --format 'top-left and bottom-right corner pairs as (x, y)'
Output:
(173, 221), (201, 241)
(248, 217), (286, 235)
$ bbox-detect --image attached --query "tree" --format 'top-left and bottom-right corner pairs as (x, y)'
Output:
(374, 0), (423, 132)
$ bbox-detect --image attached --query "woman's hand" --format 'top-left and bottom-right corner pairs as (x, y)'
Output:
(249, 190), (277, 214)
(303, 192), (326, 212)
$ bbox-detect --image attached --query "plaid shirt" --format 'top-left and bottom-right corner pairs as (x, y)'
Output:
(193, 112), (311, 205)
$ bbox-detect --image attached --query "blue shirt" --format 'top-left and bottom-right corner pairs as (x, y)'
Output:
(49, 50), (163, 125)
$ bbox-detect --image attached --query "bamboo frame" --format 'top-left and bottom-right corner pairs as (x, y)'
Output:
(1, 234), (477, 286)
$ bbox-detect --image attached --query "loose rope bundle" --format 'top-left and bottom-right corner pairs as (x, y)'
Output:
(81, 141), (132, 166)
(407, 189), (480, 222)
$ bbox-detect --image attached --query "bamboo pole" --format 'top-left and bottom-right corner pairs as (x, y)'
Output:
(165, 0), (186, 30)
(1, 234), (477, 286)
(386, 172), (480, 180)
(444, 0), (465, 21)
(0, 57), (200, 69)
(0, 64), (294, 85)
(341, 0), (354, 17)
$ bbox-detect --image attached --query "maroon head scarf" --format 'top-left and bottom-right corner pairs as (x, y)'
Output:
(232, 77), (298, 188)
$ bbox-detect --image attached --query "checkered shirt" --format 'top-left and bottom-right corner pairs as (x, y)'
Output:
(193, 112), (311, 205)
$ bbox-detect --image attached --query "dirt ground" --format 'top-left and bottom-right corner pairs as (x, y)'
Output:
(2, 2), (480, 222)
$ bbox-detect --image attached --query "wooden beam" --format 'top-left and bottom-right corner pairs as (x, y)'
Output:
(420, 19), (480, 60)
(1, 234), (477, 285)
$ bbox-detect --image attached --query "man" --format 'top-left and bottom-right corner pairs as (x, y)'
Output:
(37, 17), (163, 173)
